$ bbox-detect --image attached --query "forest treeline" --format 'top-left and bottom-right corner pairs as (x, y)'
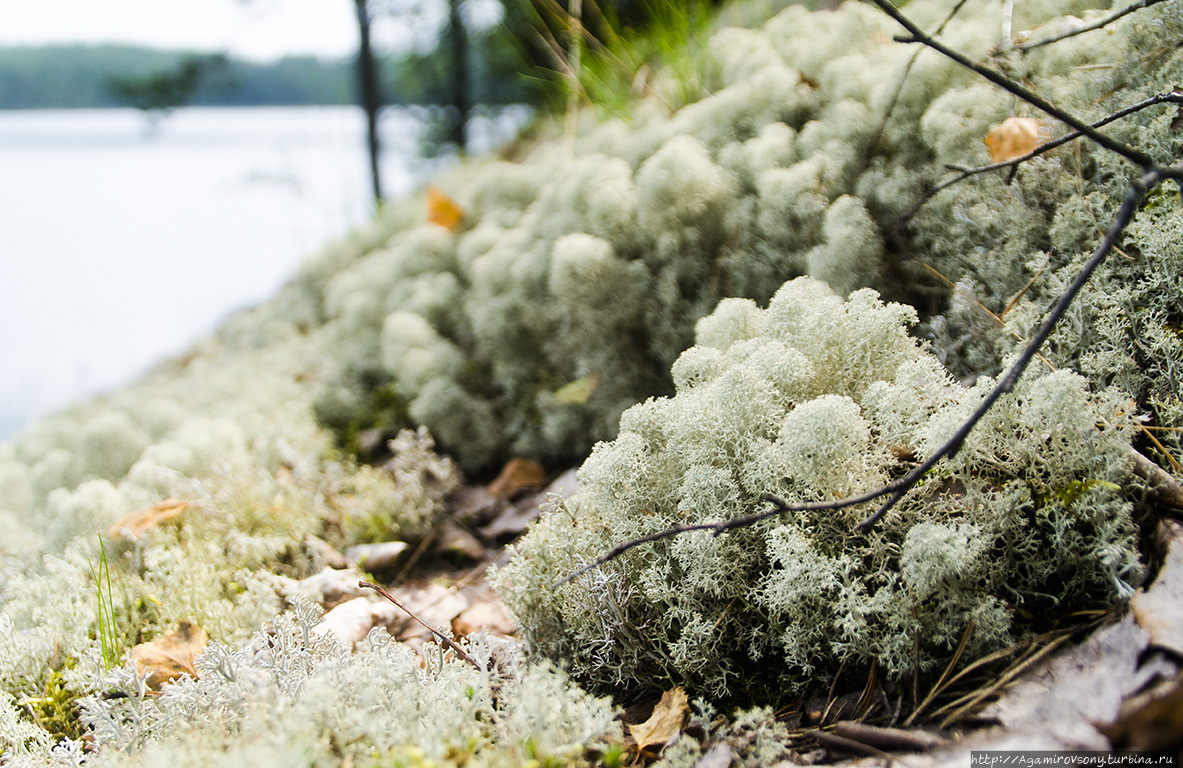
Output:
(0, 41), (536, 110)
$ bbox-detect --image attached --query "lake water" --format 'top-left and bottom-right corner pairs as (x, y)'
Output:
(0, 105), (529, 441)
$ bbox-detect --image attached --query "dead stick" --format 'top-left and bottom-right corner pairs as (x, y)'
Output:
(1017, 0), (1167, 52)
(360, 581), (482, 669)
(1129, 446), (1183, 509)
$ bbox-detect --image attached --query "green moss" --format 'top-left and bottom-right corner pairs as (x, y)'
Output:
(22, 663), (85, 744)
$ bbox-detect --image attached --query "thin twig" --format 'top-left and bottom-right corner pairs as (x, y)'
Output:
(809, 729), (893, 758)
(854, 165), (1179, 530)
(830, 721), (945, 751)
(820, 659), (849, 726)
(895, 90), (1183, 227)
(1139, 426), (1183, 477)
(1000, 263), (1045, 319)
(391, 529), (437, 587)
(867, 0), (1152, 168)
(917, 261), (1054, 371)
(935, 634), (1071, 728)
(853, 658), (881, 720)
(1017, 0), (1167, 52)
(920, 622), (1089, 712)
(360, 581), (482, 669)
(863, 0), (973, 159)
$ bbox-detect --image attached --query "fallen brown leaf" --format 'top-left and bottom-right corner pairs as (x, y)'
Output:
(130, 621), (207, 689)
(426, 186), (464, 230)
(628, 686), (689, 753)
(984, 117), (1048, 163)
(1170, 105), (1183, 132)
(109, 499), (188, 539)
(486, 458), (546, 500)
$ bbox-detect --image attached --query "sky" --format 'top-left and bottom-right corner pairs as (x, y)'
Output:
(0, 0), (500, 61)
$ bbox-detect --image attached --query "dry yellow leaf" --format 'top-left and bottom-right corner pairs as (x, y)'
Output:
(109, 499), (188, 539)
(984, 117), (1049, 163)
(130, 621), (208, 689)
(486, 458), (546, 500)
(426, 186), (464, 230)
(552, 371), (600, 406)
(627, 686), (689, 753)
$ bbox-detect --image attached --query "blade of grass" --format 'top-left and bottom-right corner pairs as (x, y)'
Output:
(87, 535), (119, 671)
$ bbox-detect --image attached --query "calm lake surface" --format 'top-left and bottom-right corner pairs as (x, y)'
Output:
(0, 105), (528, 441)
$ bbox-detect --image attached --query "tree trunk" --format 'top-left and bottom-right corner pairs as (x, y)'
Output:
(354, 0), (383, 204)
(448, 0), (469, 152)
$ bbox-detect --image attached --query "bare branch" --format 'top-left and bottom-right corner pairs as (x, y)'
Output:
(894, 91), (1183, 227)
(854, 164), (1177, 530)
(864, 0), (1153, 168)
(1017, 0), (1167, 52)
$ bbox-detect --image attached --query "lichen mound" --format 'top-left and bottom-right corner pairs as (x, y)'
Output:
(497, 277), (1142, 700)
(310, 0), (1183, 477)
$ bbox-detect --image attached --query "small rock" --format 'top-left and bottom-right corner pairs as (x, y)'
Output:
(305, 534), (350, 570)
(355, 428), (387, 456)
(389, 582), (470, 643)
(695, 743), (733, 768)
(545, 468), (578, 499)
(346, 541), (410, 574)
(480, 468), (579, 542)
(294, 566), (368, 607)
(450, 485), (503, 526)
(482, 634), (525, 668)
(452, 590), (516, 637)
(435, 519), (486, 563)
(479, 497), (543, 542)
(313, 597), (402, 649)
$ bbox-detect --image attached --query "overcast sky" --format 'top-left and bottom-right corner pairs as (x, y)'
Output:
(0, 0), (501, 61)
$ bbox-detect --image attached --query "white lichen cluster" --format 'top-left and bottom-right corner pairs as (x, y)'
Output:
(307, 0), (1183, 476)
(497, 278), (1142, 699)
(0, 319), (476, 762)
(63, 600), (618, 768)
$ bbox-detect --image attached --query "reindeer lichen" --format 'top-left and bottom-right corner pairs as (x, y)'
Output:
(496, 278), (1142, 700)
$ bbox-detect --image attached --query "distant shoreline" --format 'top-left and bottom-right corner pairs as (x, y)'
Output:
(0, 42), (535, 111)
